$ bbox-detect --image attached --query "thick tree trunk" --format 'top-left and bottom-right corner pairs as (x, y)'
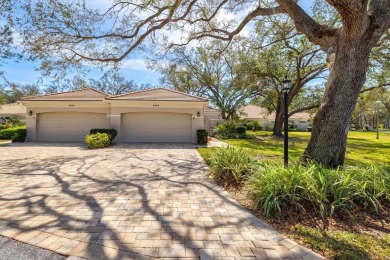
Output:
(273, 97), (284, 136)
(302, 38), (372, 168)
(273, 111), (284, 136)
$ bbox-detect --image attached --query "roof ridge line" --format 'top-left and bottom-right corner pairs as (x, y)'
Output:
(106, 87), (207, 101)
(20, 87), (109, 100)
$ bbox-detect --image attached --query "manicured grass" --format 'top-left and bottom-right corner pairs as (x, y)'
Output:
(197, 131), (390, 259)
(291, 225), (390, 260)
(222, 131), (390, 166)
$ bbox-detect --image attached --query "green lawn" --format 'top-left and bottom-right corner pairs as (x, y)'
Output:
(197, 130), (390, 259)
(0, 140), (10, 146)
(291, 225), (390, 260)
(211, 131), (390, 166)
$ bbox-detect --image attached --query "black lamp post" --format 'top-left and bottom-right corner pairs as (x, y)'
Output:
(281, 77), (291, 166)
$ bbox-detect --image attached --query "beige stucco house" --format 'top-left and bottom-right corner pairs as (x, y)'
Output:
(240, 104), (311, 130)
(0, 103), (26, 119)
(204, 107), (224, 136)
(20, 88), (208, 143)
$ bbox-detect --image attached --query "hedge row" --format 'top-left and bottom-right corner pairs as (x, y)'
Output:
(0, 127), (26, 140)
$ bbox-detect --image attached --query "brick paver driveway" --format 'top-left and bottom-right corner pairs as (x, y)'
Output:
(0, 143), (323, 260)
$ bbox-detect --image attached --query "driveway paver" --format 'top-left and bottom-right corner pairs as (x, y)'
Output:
(0, 143), (324, 259)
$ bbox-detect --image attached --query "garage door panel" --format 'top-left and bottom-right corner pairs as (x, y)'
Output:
(38, 113), (108, 142)
(122, 113), (192, 143)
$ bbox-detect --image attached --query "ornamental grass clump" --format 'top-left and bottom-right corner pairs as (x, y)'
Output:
(247, 162), (390, 220)
(207, 146), (258, 186)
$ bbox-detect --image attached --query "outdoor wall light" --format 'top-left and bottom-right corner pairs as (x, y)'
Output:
(218, 114), (222, 119)
(197, 111), (201, 117)
(28, 110), (33, 116)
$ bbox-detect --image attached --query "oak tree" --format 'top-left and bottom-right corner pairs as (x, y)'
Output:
(152, 42), (262, 119)
(18, 0), (390, 167)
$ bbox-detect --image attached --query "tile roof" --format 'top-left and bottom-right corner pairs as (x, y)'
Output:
(205, 107), (221, 112)
(240, 105), (310, 120)
(240, 105), (273, 119)
(107, 88), (207, 102)
(20, 88), (109, 101)
(0, 103), (26, 115)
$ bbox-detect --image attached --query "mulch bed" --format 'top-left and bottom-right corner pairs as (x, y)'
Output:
(223, 186), (390, 258)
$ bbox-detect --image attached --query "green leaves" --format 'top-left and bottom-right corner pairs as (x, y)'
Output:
(85, 133), (111, 149)
(247, 161), (390, 220)
(207, 146), (259, 186)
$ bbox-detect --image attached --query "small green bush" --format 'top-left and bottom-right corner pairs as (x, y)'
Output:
(8, 118), (26, 127)
(247, 121), (261, 131)
(207, 146), (258, 186)
(215, 121), (254, 139)
(307, 127), (313, 132)
(0, 124), (5, 130)
(85, 133), (111, 149)
(0, 127), (26, 140)
(11, 129), (27, 142)
(197, 129), (208, 145)
(236, 126), (246, 134)
(90, 128), (117, 143)
(247, 162), (390, 219)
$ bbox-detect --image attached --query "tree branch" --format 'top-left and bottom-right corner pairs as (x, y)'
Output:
(360, 83), (390, 93)
(289, 104), (319, 116)
(276, 0), (338, 48)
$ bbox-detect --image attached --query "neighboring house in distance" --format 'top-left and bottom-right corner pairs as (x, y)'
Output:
(0, 103), (27, 120)
(204, 107), (224, 136)
(20, 88), (208, 143)
(240, 104), (311, 130)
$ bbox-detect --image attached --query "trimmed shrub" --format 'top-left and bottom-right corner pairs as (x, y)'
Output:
(90, 128), (117, 143)
(85, 133), (111, 149)
(8, 118), (26, 127)
(236, 126), (246, 134)
(0, 127), (26, 140)
(247, 162), (390, 219)
(207, 146), (258, 186)
(247, 121), (261, 131)
(11, 129), (27, 142)
(214, 120), (255, 139)
(307, 127), (313, 132)
(0, 125), (5, 130)
(197, 129), (208, 145)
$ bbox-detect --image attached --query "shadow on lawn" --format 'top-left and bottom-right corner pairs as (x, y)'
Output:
(294, 227), (372, 259)
(0, 144), (267, 259)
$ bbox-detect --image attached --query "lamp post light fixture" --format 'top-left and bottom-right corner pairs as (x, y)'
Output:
(281, 76), (292, 166)
(376, 100), (381, 139)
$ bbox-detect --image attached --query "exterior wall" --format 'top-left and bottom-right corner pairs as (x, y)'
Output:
(205, 119), (225, 136)
(204, 111), (223, 136)
(23, 101), (111, 142)
(245, 118), (309, 130)
(244, 118), (272, 129)
(23, 100), (207, 143)
(110, 101), (206, 143)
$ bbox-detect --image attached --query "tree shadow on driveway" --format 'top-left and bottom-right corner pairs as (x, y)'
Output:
(0, 143), (304, 259)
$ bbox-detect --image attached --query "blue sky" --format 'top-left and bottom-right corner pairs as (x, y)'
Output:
(1, 1), (314, 89)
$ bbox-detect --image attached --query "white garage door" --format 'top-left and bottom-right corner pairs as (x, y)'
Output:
(122, 112), (192, 143)
(38, 113), (108, 142)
